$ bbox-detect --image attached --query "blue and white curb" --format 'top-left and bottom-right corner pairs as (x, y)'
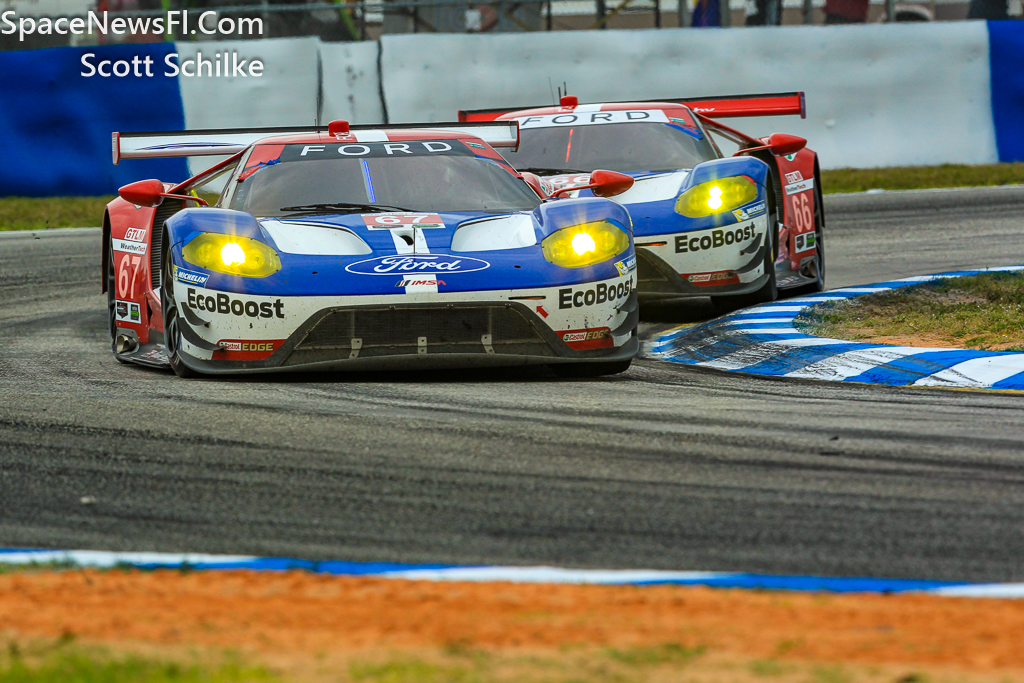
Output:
(648, 266), (1024, 391)
(1, 548), (1022, 598)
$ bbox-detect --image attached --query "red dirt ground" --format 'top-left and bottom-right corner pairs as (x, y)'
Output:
(0, 569), (1022, 673)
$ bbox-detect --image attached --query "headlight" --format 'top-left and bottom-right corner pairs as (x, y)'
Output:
(675, 177), (759, 218)
(182, 233), (282, 278)
(541, 221), (629, 269)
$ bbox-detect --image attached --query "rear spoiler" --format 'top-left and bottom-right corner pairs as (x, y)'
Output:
(458, 92), (805, 122)
(113, 121), (520, 164)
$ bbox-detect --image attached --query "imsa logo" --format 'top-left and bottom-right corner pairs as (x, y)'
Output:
(396, 279), (446, 287)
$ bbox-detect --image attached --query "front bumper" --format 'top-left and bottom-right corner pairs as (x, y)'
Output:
(172, 273), (639, 375)
(632, 215), (771, 300)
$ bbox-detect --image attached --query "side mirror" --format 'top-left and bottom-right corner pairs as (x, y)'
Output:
(734, 133), (807, 158)
(118, 179), (210, 208)
(551, 169), (634, 199)
(766, 133), (806, 157)
(590, 169), (635, 197)
(118, 179), (166, 207)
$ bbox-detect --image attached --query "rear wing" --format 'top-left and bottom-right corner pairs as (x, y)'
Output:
(113, 121), (520, 164)
(458, 92), (805, 122)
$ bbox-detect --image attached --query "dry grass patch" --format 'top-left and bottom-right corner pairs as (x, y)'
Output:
(0, 197), (112, 231)
(796, 272), (1024, 351)
(821, 162), (1024, 194)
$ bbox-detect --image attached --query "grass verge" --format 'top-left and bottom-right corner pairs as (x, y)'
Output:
(0, 640), (277, 683)
(795, 272), (1024, 351)
(0, 637), (989, 683)
(0, 196), (113, 232)
(820, 162), (1024, 194)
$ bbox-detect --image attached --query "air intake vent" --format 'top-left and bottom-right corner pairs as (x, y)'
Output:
(285, 304), (552, 365)
(150, 199), (185, 289)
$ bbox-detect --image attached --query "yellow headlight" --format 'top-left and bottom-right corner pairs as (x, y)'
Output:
(675, 176), (759, 218)
(182, 233), (281, 278)
(542, 221), (629, 269)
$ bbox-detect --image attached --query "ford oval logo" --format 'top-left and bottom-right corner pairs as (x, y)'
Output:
(345, 254), (490, 275)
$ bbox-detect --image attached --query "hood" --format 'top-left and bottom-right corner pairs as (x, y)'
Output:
(257, 211), (539, 256)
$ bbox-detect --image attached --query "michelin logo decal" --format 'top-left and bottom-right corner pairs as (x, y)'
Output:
(174, 265), (209, 286)
(732, 201), (766, 221)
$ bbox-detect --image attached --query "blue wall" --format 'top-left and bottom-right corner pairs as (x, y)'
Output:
(989, 21), (1024, 163)
(2, 24), (1024, 197)
(0, 42), (188, 196)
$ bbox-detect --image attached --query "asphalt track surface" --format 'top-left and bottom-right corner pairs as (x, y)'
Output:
(2, 187), (1024, 583)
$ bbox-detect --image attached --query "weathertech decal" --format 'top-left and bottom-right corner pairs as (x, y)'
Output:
(559, 327), (613, 350)
(675, 225), (755, 253)
(785, 176), (815, 196)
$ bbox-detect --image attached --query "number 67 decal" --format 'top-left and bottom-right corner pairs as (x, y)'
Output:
(117, 254), (143, 298)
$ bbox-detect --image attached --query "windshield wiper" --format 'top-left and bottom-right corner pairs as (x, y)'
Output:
(518, 167), (589, 176)
(278, 202), (416, 216)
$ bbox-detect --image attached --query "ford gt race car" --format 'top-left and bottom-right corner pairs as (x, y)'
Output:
(102, 121), (639, 377)
(459, 92), (824, 311)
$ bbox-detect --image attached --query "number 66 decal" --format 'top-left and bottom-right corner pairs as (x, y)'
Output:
(117, 254), (143, 298)
(789, 193), (814, 233)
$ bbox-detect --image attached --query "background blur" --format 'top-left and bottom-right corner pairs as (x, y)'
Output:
(0, 0), (1021, 195)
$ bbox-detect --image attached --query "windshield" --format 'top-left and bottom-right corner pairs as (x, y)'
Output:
(228, 140), (541, 217)
(500, 121), (718, 174)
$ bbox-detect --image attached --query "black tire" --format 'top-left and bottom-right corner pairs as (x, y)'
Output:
(106, 237), (130, 364)
(711, 204), (779, 315)
(551, 359), (632, 378)
(161, 239), (199, 378)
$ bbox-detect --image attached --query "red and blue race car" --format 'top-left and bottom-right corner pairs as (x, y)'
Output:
(459, 92), (824, 311)
(102, 121), (640, 377)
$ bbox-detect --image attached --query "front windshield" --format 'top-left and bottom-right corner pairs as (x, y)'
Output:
(228, 140), (541, 217)
(501, 121), (718, 174)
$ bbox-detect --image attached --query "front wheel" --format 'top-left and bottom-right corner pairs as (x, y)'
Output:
(551, 359), (632, 378)
(161, 243), (199, 378)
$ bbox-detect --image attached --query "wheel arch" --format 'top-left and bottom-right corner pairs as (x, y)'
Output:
(101, 210), (111, 294)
